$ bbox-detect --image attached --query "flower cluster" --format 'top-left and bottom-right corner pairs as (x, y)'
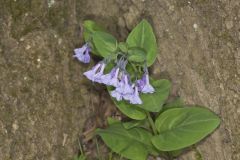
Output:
(74, 43), (155, 105)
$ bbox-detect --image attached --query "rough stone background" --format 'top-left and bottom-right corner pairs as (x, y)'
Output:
(0, 0), (240, 160)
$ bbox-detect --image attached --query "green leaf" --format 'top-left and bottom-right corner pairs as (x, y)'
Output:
(164, 98), (184, 108)
(152, 107), (220, 151)
(126, 19), (157, 66)
(107, 117), (120, 125)
(107, 87), (146, 120)
(128, 47), (146, 63)
(92, 31), (118, 57)
(123, 120), (146, 129)
(111, 97), (146, 120)
(83, 20), (105, 41)
(96, 123), (157, 160)
(119, 42), (128, 53)
(83, 20), (105, 56)
(137, 79), (171, 112)
(162, 98), (184, 112)
(104, 62), (115, 74)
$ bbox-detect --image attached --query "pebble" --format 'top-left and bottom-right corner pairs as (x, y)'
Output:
(225, 20), (233, 29)
(12, 121), (19, 133)
(193, 23), (198, 29)
(48, 0), (55, 8)
(26, 45), (31, 50)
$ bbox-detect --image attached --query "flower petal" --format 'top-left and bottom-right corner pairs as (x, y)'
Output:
(111, 90), (122, 101)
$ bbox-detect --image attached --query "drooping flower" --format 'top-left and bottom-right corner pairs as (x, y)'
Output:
(129, 85), (142, 104)
(116, 74), (133, 95)
(101, 67), (120, 87)
(83, 63), (101, 81)
(83, 62), (106, 82)
(73, 44), (91, 63)
(138, 73), (155, 93)
(110, 73), (134, 101)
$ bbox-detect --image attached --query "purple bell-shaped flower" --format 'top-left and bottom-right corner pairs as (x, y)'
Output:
(129, 86), (142, 105)
(73, 44), (91, 63)
(83, 62), (106, 83)
(110, 73), (134, 101)
(116, 74), (133, 95)
(138, 73), (155, 93)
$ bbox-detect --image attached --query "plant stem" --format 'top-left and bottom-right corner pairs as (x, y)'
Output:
(78, 138), (84, 156)
(146, 112), (158, 135)
(95, 138), (102, 160)
(108, 152), (113, 160)
(130, 62), (138, 74)
(193, 145), (203, 160)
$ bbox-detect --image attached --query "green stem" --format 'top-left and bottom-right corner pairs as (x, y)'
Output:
(130, 62), (138, 73)
(146, 112), (159, 160)
(146, 112), (158, 135)
(95, 138), (102, 160)
(193, 145), (203, 160)
(78, 138), (84, 156)
(108, 152), (113, 160)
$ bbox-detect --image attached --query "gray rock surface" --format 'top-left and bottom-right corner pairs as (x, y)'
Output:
(0, 0), (239, 159)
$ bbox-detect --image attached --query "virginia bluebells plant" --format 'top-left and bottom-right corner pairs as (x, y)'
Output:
(73, 20), (221, 160)
(73, 20), (157, 105)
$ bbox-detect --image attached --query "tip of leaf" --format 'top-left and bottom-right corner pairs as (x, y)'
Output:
(95, 128), (102, 134)
(141, 19), (148, 23)
(83, 20), (93, 25)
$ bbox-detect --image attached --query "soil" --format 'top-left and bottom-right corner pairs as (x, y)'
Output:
(0, 0), (240, 160)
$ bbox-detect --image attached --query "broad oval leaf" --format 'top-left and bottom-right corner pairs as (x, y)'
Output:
(123, 120), (146, 129)
(83, 20), (105, 41)
(128, 47), (146, 63)
(119, 42), (128, 53)
(96, 123), (157, 160)
(126, 19), (157, 66)
(92, 31), (118, 57)
(161, 97), (184, 112)
(107, 117), (120, 125)
(111, 96), (146, 120)
(137, 79), (171, 112)
(152, 107), (220, 151)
